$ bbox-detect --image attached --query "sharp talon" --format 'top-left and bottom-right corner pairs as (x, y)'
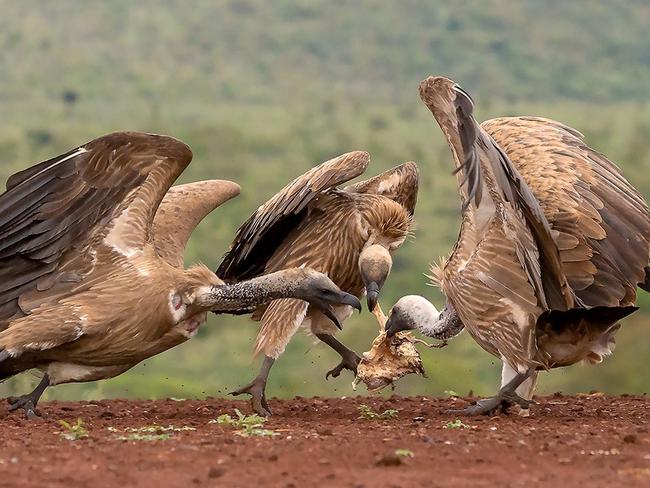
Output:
(26, 409), (41, 420)
(325, 364), (344, 380)
(7, 396), (42, 419)
(325, 353), (360, 381)
(229, 380), (271, 417)
(449, 390), (534, 417)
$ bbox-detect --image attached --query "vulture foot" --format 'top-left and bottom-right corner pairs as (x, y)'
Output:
(7, 396), (41, 420)
(448, 368), (535, 416)
(7, 375), (50, 420)
(316, 333), (361, 379)
(230, 379), (272, 417)
(448, 390), (533, 416)
(325, 351), (361, 380)
(230, 357), (274, 417)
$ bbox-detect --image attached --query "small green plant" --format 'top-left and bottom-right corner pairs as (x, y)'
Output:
(444, 419), (469, 429)
(58, 418), (89, 441)
(117, 433), (171, 442)
(357, 404), (399, 421)
(211, 409), (278, 437)
(444, 390), (459, 397)
(395, 449), (415, 458)
(108, 424), (195, 442)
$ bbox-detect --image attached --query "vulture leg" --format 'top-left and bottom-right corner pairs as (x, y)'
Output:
(449, 368), (535, 416)
(230, 356), (275, 417)
(7, 375), (50, 420)
(316, 334), (361, 379)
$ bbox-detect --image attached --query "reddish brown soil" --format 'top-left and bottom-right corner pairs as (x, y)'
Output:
(0, 394), (648, 487)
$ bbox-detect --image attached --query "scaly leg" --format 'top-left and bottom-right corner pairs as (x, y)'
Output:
(501, 361), (538, 416)
(230, 356), (275, 417)
(449, 368), (536, 416)
(316, 334), (361, 380)
(7, 375), (50, 420)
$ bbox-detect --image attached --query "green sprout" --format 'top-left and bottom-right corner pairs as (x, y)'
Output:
(108, 424), (195, 441)
(395, 449), (415, 458)
(444, 419), (470, 429)
(444, 390), (459, 397)
(357, 404), (399, 421)
(211, 409), (278, 437)
(58, 419), (89, 441)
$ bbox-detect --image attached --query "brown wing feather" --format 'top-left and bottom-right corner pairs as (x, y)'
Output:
(419, 77), (573, 311)
(0, 131), (192, 326)
(483, 117), (650, 306)
(344, 162), (420, 216)
(153, 180), (240, 268)
(443, 221), (542, 369)
(217, 151), (369, 281)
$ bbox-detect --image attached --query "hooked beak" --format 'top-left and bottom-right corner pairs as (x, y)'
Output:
(366, 282), (380, 312)
(384, 311), (413, 338)
(312, 291), (361, 330)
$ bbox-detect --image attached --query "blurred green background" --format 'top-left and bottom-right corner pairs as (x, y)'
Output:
(0, 0), (648, 402)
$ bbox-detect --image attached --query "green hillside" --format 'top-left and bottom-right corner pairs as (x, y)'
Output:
(0, 0), (648, 402)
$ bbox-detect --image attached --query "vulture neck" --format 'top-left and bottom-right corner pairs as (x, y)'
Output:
(197, 271), (301, 314)
(419, 301), (464, 341)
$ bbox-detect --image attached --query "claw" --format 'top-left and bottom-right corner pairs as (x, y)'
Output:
(7, 396), (42, 420)
(447, 391), (534, 416)
(230, 380), (272, 417)
(325, 353), (361, 380)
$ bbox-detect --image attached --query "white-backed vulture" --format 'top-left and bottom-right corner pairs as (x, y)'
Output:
(218, 151), (419, 416)
(385, 76), (649, 415)
(0, 132), (361, 418)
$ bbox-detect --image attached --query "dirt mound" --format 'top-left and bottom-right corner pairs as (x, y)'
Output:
(0, 395), (648, 487)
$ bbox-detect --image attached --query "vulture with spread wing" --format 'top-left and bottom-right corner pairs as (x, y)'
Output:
(385, 77), (649, 415)
(218, 151), (419, 416)
(0, 132), (360, 418)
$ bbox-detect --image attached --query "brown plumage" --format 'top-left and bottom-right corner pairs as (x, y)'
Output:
(218, 151), (419, 416)
(0, 133), (361, 418)
(387, 76), (649, 414)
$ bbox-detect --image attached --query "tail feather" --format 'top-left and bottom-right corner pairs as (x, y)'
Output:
(540, 305), (639, 330)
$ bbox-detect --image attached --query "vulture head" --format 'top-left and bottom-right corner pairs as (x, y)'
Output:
(359, 244), (393, 312)
(385, 296), (464, 340)
(287, 268), (363, 328)
(418, 77), (457, 117)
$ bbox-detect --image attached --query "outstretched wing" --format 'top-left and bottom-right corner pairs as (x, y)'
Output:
(217, 151), (370, 281)
(344, 161), (419, 216)
(482, 117), (650, 307)
(419, 76), (573, 312)
(153, 180), (240, 269)
(0, 131), (193, 326)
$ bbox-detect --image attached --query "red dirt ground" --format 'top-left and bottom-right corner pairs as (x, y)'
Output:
(0, 394), (648, 488)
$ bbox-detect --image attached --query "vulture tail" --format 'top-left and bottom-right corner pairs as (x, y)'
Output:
(540, 305), (639, 331)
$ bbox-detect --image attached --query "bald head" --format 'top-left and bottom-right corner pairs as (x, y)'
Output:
(359, 244), (393, 311)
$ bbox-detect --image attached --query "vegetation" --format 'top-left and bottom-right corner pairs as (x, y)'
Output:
(108, 425), (196, 442)
(0, 1), (648, 401)
(58, 419), (90, 441)
(444, 420), (470, 430)
(357, 404), (399, 421)
(212, 409), (278, 437)
(395, 449), (415, 459)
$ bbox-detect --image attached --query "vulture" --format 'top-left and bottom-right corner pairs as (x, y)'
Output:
(0, 132), (360, 418)
(218, 151), (419, 416)
(385, 76), (650, 415)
